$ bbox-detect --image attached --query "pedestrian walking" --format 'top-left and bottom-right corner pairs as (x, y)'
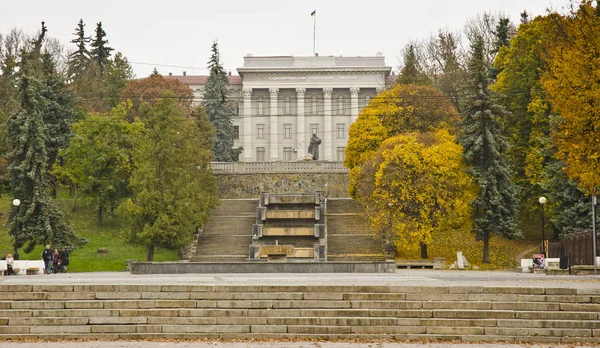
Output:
(41, 245), (53, 274)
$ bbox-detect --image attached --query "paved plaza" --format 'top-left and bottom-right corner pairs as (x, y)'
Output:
(1, 270), (599, 288)
(0, 341), (598, 348)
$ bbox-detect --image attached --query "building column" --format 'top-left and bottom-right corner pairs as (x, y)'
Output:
(269, 88), (279, 161)
(296, 88), (306, 159)
(323, 88), (333, 161)
(350, 87), (360, 124)
(242, 88), (253, 161)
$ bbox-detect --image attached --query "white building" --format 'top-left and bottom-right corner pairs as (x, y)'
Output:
(166, 54), (394, 162)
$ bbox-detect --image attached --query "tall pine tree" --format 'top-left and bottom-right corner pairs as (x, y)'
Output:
(202, 41), (241, 161)
(397, 44), (431, 86)
(6, 23), (81, 253)
(90, 22), (113, 73)
(459, 34), (520, 263)
(66, 19), (90, 82)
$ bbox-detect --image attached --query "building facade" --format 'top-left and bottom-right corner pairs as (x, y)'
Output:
(167, 54), (393, 162)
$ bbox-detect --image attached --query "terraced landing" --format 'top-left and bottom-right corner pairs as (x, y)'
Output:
(0, 284), (598, 343)
(326, 198), (384, 261)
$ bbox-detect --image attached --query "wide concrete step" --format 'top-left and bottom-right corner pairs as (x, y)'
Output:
(1, 285), (598, 343)
(326, 198), (365, 214)
(211, 200), (259, 216)
(190, 255), (248, 262)
(327, 234), (382, 257)
(327, 216), (377, 235)
(196, 235), (251, 255)
(328, 254), (385, 262)
(203, 216), (255, 235)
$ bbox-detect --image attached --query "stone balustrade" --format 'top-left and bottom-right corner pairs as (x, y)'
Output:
(211, 161), (348, 174)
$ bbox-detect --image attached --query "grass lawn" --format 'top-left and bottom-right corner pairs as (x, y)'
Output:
(396, 224), (538, 270)
(0, 197), (180, 272)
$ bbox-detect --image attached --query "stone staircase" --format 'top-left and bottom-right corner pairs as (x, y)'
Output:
(191, 199), (258, 262)
(326, 198), (385, 261)
(0, 284), (598, 343)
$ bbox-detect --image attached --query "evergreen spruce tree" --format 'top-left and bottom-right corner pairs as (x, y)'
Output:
(90, 22), (113, 73)
(202, 41), (241, 161)
(66, 19), (90, 82)
(397, 44), (430, 86)
(459, 34), (521, 263)
(6, 23), (80, 254)
(490, 17), (512, 79)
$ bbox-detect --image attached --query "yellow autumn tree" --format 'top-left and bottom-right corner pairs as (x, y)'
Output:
(345, 84), (460, 198)
(356, 130), (474, 254)
(542, 1), (600, 195)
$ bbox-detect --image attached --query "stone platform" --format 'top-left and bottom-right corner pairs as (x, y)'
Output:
(0, 271), (599, 344)
(129, 261), (397, 274)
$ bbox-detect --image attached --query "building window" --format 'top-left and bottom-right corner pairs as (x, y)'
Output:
(337, 96), (344, 115)
(311, 96), (318, 115)
(257, 97), (264, 115)
(284, 124), (292, 139)
(363, 95), (371, 107)
(283, 147), (294, 161)
(310, 123), (319, 135)
(234, 103), (240, 116)
(284, 96), (291, 115)
(336, 123), (346, 139)
(256, 147), (266, 162)
(234, 125), (239, 140)
(337, 147), (345, 162)
(257, 124), (265, 139)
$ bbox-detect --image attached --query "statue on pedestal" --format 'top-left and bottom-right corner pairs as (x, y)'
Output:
(308, 133), (321, 160)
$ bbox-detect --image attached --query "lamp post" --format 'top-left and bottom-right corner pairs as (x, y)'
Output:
(12, 198), (20, 257)
(539, 196), (547, 257)
(592, 194), (597, 276)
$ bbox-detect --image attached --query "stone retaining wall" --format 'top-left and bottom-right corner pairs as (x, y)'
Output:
(216, 173), (350, 199)
(130, 261), (396, 274)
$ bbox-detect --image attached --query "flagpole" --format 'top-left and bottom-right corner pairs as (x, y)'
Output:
(313, 11), (316, 56)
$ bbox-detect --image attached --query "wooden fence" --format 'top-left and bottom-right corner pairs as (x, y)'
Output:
(548, 231), (598, 265)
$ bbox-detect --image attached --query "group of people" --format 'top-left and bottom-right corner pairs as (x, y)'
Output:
(41, 245), (69, 274)
(2, 245), (70, 275)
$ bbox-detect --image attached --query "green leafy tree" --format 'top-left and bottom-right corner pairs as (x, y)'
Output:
(459, 34), (521, 263)
(203, 41), (241, 161)
(6, 23), (81, 253)
(89, 22), (113, 73)
(397, 44), (431, 86)
(103, 52), (133, 110)
(119, 95), (218, 261)
(53, 101), (143, 227)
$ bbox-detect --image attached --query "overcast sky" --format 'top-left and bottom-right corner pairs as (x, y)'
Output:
(0, 0), (573, 78)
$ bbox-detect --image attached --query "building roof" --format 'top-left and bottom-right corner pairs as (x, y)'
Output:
(163, 75), (242, 86)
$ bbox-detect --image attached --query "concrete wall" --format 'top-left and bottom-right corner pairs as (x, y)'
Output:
(216, 173), (350, 199)
(130, 261), (397, 274)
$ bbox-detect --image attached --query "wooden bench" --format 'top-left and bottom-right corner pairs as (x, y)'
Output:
(396, 260), (435, 269)
(0, 260), (6, 276)
(396, 258), (446, 270)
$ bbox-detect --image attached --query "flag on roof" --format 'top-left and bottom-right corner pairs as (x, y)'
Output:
(311, 10), (316, 16)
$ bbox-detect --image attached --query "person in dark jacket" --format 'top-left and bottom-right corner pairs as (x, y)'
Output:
(52, 249), (61, 274)
(59, 248), (70, 273)
(41, 245), (53, 274)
